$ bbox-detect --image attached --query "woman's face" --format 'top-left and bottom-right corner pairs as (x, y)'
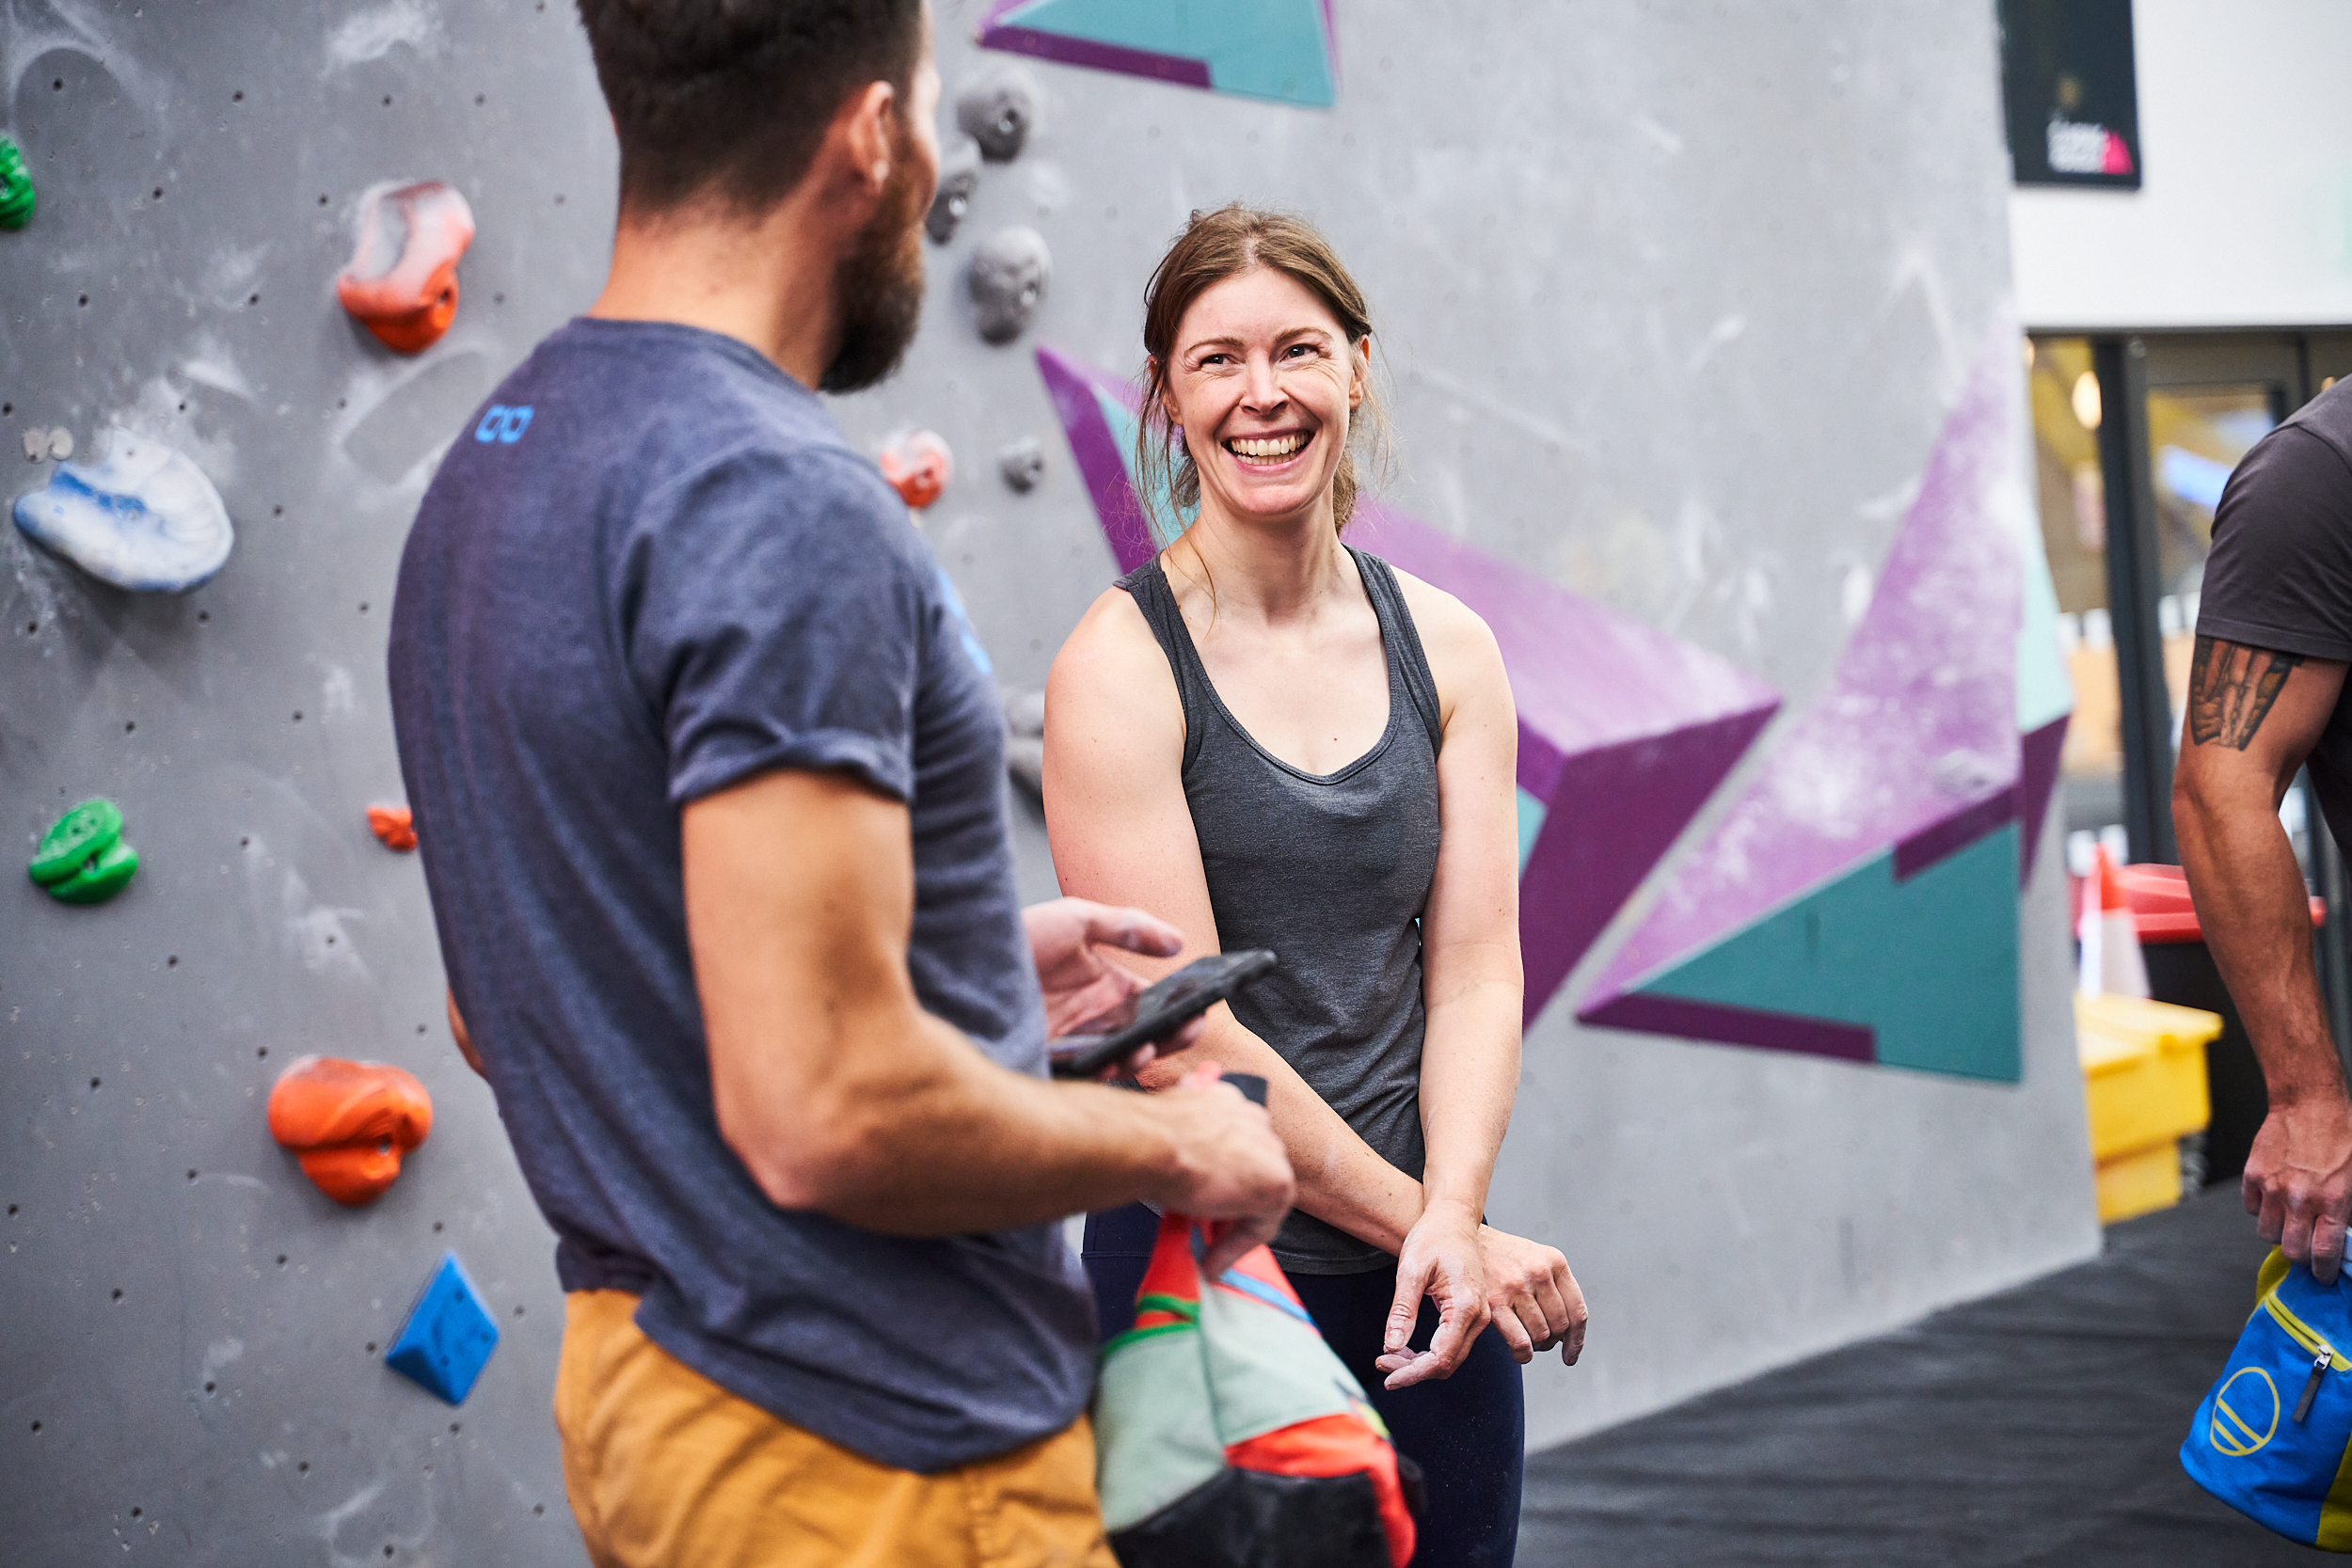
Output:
(1160, 266), (1366, 531)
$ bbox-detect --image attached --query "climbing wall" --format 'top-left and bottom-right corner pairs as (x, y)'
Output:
(0, 1), (2094, 1554)
(0, 2), (612, 1560)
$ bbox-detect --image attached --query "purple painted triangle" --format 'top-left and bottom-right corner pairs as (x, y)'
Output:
(1034, 344), (1781, 1025)
(1036, 346), (1156, 573)
(1353, 508), (1780, 1023)
(1581, 325), (2029, 1031)
(2017, 714), (2069, 885)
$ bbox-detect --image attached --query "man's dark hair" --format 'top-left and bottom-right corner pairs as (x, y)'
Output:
(577, 0), (924, 217)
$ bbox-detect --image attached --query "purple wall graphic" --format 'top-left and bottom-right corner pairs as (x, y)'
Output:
(1579, 324), (2042, 1072)
(1036, 345), (1781, 1024)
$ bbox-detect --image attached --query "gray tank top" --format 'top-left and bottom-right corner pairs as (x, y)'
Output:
(1120, 547), (1444, 1274)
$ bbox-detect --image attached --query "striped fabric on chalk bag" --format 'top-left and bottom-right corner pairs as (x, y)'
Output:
(1092, 1210), (1420, 1567)
(2183, 1247), (2352, 1547)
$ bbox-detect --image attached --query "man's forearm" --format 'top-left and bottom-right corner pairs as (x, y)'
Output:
(725, 1005), (1200, 1234)
(1137, 1013), (1422, 1253)
(2178, 781), (2343, 1103)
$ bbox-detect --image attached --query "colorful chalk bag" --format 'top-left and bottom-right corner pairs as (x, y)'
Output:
(2183, 1247), (2352, 1547)
(1092, 1209), (1421, 1567)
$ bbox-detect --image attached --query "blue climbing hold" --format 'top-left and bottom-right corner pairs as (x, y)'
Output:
(12, 430), (233, 592)
(383, 1251), (501, 1406)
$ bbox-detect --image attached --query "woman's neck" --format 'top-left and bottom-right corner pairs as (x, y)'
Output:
(1170, 496), (1353, 626)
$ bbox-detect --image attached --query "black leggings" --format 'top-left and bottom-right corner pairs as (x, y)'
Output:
(1082, 1202), (1523, 1568)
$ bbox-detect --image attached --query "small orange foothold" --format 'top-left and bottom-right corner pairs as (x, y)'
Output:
(368, 804), (417, 852)
(879, 430), (953, 510)
(336, 181), (475, 355)
(267, 1055), (433, 1206)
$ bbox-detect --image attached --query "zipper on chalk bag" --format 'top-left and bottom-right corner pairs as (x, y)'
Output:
(2298, 1348), (2336, 1424)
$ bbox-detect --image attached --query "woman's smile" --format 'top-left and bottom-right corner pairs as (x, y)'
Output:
(1223, 427), (1315, 469)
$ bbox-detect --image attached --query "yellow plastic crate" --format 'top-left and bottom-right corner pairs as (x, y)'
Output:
(2076, 991), (2219, 1162)
(2095, 1140), (2185, 1225)
(2076, 991), (2220, 1223)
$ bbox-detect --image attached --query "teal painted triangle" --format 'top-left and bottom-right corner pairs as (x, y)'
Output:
(1633, 826), (2023, 1082)
(1002, 0), (1336, 107)
(1515, 785), (1546, 875)
(1094, 386), (1197, 549)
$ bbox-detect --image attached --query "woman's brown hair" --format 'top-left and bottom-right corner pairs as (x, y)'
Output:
(1135, 204), (1390, 541)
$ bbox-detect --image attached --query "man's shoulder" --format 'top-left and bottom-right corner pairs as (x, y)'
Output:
(485, 319), (884, 480)
(2268, 381), (2352, 483)
(483, 320), (908, 553)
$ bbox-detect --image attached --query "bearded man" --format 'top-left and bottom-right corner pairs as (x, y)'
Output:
(386, 5), (1293, 1564)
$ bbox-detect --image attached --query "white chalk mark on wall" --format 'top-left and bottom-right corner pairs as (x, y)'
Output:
(325, 0), (445, 71)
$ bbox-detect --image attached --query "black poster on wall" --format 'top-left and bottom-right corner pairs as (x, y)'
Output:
(1997, 0), (2142, 189)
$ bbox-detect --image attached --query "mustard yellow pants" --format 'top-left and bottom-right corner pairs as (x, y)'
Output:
(554, 1291), (1118, 1568)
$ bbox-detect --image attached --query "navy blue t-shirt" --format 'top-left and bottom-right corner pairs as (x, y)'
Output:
(387, 318), (1092, 1473)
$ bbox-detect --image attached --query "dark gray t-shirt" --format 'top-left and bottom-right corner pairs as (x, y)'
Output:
(2198, 377), (2352, 857)
(387, 318), (1091, 1473)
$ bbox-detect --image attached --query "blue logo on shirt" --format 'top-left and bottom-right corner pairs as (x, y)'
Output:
(475, 404), (534, 444)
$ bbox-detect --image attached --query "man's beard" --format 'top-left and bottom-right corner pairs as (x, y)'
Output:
(819, 147), (928, 395)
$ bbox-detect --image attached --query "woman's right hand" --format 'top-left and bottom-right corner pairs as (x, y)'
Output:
(1477, 1225), (1587, 1367)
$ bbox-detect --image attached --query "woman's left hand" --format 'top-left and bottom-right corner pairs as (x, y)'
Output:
(1376, 1199), (1493, 1388)
(1477, 1225), (1587, 1367)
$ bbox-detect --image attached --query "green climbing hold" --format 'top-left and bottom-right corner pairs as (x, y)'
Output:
(29, 799), (121, 884)
(0, 137), (34, 231)
(28, 799), (135, 904)
(48, 839), (137, 904)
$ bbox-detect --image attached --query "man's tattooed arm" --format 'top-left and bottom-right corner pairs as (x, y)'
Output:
(2187, 634), (2306, 750)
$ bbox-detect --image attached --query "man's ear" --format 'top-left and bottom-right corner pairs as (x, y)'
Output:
(838, 80), (900, 196)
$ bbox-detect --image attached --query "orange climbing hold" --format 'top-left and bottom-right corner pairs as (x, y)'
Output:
(368, 804), (417, 851)
(336, 180), (475, 354)
(879, 429), (953, 510)
(266, 1055), (434, 1206)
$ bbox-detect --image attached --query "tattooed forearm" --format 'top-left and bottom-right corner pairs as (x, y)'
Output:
(2187, 635), (2305, 750)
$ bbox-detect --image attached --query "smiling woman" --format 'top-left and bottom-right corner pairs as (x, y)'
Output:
(1131, 204), (1390, 542)
(1044, 204), (1588, 1568)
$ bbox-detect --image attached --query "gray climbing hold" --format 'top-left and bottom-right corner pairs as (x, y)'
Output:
(969, 227), (1050, 345)
(1003, 688), (1046, 798)
(956, 67), (1038, 162)
(997, 437), (1045, 494)
(46, 428), (72, 460)
(927, 135), (982, 245)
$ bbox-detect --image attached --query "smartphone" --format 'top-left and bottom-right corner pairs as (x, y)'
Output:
(1047, 949), (1278, 1080)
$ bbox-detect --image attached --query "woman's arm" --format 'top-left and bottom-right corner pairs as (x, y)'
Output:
(1389, 570), (1587, 1376)
(1043, 586), (1425, 1253)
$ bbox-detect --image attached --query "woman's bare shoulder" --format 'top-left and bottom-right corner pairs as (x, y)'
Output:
(1054, 585), (1162, 683)
(1049, 585), (1180, 721)
(1383, 562), (1504, 678)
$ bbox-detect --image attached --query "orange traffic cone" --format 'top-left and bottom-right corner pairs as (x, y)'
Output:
(2077, 843), (2151, 999)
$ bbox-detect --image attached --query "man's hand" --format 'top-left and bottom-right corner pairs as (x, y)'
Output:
(1477, 1226), (1587, 1367)
(2248, 1095), (2352, 1283)
(1152, 1063), (1295, 1277)
(1025, 896), (1204, 1075)
(1375, 1198), (1492, 1389)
